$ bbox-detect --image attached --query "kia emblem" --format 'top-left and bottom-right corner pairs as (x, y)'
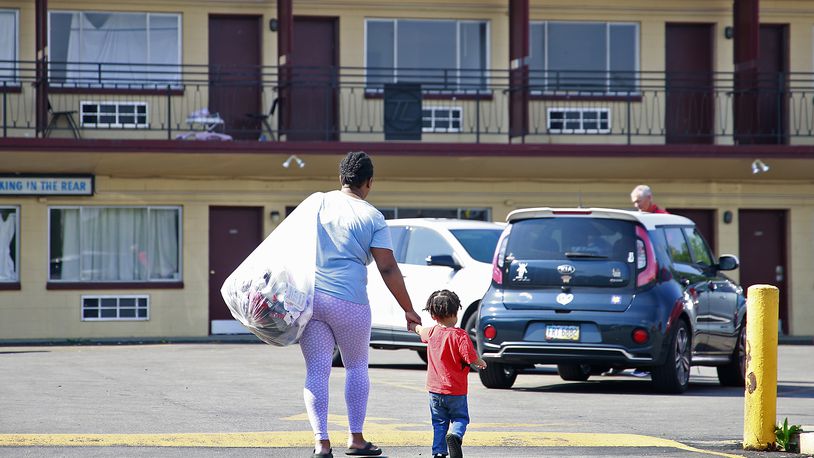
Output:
(557, 264), (576, 275)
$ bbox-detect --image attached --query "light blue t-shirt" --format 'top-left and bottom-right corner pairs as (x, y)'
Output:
(315, 190), (392, 304)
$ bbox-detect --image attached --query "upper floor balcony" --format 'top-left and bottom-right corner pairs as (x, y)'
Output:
(0, 59), (810, 148)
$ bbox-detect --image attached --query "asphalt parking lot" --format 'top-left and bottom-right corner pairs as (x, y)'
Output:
(0, 342), (811, 457)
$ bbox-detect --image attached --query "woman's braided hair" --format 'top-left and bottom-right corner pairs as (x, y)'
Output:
(423, 289), (462, 319)
(339, 151), (374, 188)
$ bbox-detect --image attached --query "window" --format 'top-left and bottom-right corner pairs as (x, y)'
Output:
(49, 206), (181, 282)
(82, 295), (149, 320)
(81, 101), (148, 128)
(683, 228), (714, 266)
(404, 227), (453, 265)
(663, 227), (692, 264)
(547, 108), (610, 133)
(0, 9), (18, 83)
(0, 206), (18, 282)
(388, 226), (409, 263)
(366, 19), (488, 90)
(423, 107), (462, 132)
(529, 21), (638, 94)
(49, 11), (181, 87)
(378, 207), (491, 221)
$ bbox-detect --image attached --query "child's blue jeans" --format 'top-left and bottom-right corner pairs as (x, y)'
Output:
(429, 392), (469, 455)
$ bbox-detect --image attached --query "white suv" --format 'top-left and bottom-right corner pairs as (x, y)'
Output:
(341, 218), (503, 364)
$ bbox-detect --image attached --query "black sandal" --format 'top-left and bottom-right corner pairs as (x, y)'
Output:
(345, 441), (382, 456)
(312, 448), (333, 458)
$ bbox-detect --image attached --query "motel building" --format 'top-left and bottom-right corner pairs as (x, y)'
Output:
(0, 0), (813, 342)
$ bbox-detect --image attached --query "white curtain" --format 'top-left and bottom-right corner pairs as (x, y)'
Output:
(149, 209), (179, 279)
(0, 210), (16, 281)
(0, 10), (17, 81)
(57, 209), (81, 280)
(80, 208), (148, 281)
(50, 11), (179, 85)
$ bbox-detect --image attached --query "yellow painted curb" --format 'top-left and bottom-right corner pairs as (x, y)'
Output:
(0, 431), (742, 457)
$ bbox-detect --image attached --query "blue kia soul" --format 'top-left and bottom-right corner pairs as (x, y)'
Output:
(477, 208), (746, 393)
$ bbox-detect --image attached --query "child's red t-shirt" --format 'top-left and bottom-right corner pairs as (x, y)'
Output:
(420, 325), (480, 395)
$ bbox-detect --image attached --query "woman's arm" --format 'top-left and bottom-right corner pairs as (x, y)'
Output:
(370, 247), (422, 327)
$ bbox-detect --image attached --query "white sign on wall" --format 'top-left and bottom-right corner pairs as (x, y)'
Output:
(0, 175), (94, 196)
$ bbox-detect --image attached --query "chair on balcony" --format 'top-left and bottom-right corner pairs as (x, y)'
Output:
(45, 101), (81, 139)
(246, 97), (278, 141)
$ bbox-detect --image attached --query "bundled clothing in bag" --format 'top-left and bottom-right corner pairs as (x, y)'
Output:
(220, 192), (323, 346)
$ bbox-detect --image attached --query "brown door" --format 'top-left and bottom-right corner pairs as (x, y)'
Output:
(665, 24), (714, 144)
(755, 24), (789, 144)
(738, 210), (788, 334)
(282, 16), (338, 141)
(208, 15), (262, 140)
(209, 206), (263, 334)
(670, 208), (716, 254)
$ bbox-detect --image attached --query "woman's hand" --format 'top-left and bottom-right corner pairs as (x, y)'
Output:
(405, 310), (422, 329)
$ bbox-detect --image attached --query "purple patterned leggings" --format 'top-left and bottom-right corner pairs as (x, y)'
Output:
(299, 290), (371, 440)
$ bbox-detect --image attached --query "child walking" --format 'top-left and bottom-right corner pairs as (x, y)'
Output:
(409, 290), (487, 458)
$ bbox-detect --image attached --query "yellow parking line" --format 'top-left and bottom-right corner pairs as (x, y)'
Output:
(0, 431), (742, 456)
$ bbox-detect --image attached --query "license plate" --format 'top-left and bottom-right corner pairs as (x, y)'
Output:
(545, 325), (580, 341)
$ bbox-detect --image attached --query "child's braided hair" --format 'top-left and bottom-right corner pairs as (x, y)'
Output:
(424, 289), (462, 319)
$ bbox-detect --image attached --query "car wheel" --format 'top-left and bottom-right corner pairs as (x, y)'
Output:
(478, 362), (517, 389)
(331, 346), (343, 367)
(557, 364), (591, 381)
(651, 320), (691, 394)
(463, 310), (478, 346)
(717, 321), (747, 387)
(416, 349), (428, 364)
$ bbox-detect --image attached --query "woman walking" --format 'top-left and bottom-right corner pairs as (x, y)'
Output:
(300, 151), (422, 458)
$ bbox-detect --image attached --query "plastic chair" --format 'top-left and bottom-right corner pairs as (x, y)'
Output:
(45, 101), (81, 139)
(246, 98), (278, 141)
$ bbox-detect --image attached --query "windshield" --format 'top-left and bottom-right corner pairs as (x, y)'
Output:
(450, 229), (502, 263)
(506, 217), (635, 261)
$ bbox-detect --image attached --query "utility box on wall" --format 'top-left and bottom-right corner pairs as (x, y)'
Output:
(384, 83), (422, 141)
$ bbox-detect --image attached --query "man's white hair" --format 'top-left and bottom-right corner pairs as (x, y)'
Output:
(631, 184), (653, 198)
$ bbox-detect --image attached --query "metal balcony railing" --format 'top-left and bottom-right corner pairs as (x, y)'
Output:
(0, 59), (808, 145)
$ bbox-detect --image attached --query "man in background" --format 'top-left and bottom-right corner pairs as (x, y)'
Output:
(631, 185), (669, 214)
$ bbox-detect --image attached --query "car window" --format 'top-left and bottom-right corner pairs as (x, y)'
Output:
(449, 229), (502, 263)
(663, 227), (692, 264)
(683, 227), (714, 266)
(404, 227), (453, 265)
(388, 226), (409, 263)
(506, 218), (634, 261)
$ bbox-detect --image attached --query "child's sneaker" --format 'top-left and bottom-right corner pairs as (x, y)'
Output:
(445, 433), (463, 458)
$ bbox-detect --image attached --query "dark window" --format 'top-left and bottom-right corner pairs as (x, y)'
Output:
(683, 227), (713, 266)
(388, 226), (409, 263)
(663, 227), (692, 264)
(450, 229), (502, 263)
(404, 227), (453, 265)
(507, 217), (634, 261)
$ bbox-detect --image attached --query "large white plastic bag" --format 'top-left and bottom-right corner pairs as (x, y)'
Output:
(220, 192), (323, 346)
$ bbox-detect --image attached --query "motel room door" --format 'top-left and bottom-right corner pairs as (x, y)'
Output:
(665, 23), (714, 144)
(738, 210), (789, 334)
(208, 15), (262, 140)
(283, 16), (339, 141)
(208, 206), (263, 334)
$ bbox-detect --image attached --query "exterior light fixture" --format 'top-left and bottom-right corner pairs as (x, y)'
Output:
(751, 159), (769, 174)
(282, 154), (305, 169)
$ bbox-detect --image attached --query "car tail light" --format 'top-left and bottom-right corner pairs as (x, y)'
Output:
(632, 328), (650, 344)
(483, 324), (497, 340)
(635, 225), (657, 287)
(491, 226), (511, 285)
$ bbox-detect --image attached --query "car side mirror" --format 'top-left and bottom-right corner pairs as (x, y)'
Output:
(717, 255), (739, 271)
(425, 254), (461, 270)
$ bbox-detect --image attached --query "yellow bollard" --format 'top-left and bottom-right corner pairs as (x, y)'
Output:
(743, 284), (779, 451)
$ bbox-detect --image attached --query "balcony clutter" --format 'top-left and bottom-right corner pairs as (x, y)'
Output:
(176, 108), (232, 141)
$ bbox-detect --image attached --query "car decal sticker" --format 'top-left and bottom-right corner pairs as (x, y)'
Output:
(611, 295), (622, 304)
(556, 292), (574, 305)
(627, 252), (635, 263)
(514, 262), (529, 282)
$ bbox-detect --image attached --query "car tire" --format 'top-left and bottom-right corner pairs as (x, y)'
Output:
(651, 320), (691, 394)
(478, 362), (517, 389)
(557, 364), (592, 381)
(331, 346), (343, 367)
(463, 309), (478, 346)
(717, 321), (747, 387)
(416, 349), (428, 364)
